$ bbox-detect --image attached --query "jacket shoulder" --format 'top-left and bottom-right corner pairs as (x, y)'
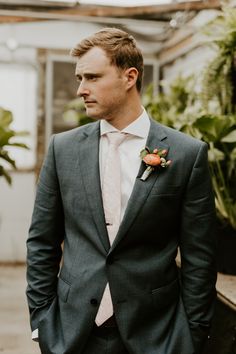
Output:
(52, 121), (99, 144)
(155, 120), (206, 149)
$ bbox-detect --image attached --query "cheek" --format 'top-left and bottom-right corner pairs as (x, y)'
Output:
(109, 85), (126, 101)
(97, 88), (120, 104)
(95, 79), (126, 106)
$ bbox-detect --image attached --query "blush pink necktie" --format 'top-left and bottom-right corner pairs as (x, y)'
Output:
(95, 131), (126, 326)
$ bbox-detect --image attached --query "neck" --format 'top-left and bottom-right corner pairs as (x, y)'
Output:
(106, 94), (143, 130)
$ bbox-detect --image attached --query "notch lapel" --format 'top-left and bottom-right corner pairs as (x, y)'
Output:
(110, 119), (169, 251)
(78, 122), (110, 252)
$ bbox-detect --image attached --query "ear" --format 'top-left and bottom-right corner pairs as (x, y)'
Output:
(124, 67), (139, 90)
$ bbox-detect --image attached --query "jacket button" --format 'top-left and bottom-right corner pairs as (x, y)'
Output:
(90, 298), (98, 306)
(107, 257), (113, 265)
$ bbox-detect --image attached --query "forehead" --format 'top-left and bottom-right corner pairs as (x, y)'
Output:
(75, 46), (111, 75)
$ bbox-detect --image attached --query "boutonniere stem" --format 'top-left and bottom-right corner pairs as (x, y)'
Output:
(140, 147), (171, 181)
(140, 165), (154, 181)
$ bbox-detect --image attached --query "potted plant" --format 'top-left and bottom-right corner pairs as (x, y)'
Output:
(0, 107), (29, 184)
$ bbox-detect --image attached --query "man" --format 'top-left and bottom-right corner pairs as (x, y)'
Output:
(26, 28), (217, 354)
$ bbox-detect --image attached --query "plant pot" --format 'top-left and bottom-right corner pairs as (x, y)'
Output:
(217, 221), (236, 275)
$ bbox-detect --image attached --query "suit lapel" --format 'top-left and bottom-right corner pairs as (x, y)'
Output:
(110, 119), (169, 251)
(78, 122), (110, 252)
(78, 119), (169, 253)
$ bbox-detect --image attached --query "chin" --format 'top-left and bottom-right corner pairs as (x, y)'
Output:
(86, 108), (103, 120)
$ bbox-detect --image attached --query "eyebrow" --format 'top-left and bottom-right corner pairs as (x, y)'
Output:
(75, 72), (101, 80)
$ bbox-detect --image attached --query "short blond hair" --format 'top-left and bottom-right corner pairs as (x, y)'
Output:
(71, 27), (144, 92)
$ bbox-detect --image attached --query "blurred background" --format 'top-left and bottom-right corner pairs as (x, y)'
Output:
(0, 0), (235, 353)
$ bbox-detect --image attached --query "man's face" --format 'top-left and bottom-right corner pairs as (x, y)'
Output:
(75, 46), (128, 122)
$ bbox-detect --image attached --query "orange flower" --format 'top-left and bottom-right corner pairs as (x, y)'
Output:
(143, 154), (161, 166)
(140, 146), (171, 181)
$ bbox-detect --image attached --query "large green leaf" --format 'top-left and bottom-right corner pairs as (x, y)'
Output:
(208, 147), (225, 162)
(0, 166), (12, 184)
(195, 115), (235, 142)
(8, 142), (29, 149)
(0, 129), (15, 147)
(221, 129), (236, 143)
(0, 149), (16, 168)
(0, 107), (29, 184)
(0, 108), (13, 127)
(228, 147), (236, 177)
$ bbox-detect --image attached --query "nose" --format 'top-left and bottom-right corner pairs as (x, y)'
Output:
(77, 80), (89, 98)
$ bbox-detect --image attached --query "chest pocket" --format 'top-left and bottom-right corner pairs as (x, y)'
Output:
(150, 185), (181, 196)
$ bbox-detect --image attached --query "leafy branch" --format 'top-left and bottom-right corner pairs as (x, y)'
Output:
(0, 107), (29, 184)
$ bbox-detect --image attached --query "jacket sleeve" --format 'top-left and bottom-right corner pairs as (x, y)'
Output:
(26, 135), (64, 331)
(179, 142), (217, 354)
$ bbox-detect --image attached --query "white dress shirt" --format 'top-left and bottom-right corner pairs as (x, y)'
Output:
(100, 108), (150, 221)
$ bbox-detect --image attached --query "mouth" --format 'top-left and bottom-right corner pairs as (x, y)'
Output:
(84, 101), (96, 104)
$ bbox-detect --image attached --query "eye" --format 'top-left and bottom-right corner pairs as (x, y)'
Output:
(87, 73), (101, 81)
(88, 75), (98, 81)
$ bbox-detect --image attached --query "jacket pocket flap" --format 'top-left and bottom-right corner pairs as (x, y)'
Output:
(152, 278), (179, 309)
(57, 276), (71, 302)
(151, 185), (181, 196)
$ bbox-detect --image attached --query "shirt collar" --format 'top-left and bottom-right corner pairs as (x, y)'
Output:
(100, 108), (150, 139)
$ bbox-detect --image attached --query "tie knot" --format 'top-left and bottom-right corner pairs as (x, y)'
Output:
(106, 132), (127, 147)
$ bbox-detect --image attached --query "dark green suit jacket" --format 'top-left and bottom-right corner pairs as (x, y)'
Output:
(26, 118), (217, 354)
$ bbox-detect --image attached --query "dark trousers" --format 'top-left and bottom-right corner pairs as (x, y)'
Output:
(82, 317), (129, 354)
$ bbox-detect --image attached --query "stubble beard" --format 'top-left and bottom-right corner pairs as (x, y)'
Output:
(86, 99), (125, 123)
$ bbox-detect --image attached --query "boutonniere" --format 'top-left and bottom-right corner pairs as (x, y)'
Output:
(140, 147), (171, 181)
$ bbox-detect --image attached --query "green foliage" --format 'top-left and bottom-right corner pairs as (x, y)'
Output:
(142, 76), (203, 139)
(143, 8), (236, 230)
(143, 77), (236, 229)
(63, 98), (93, 127)
(0, 107), (29, 184)
(197, 114), (236, 228)
(201, 8), (236, 114)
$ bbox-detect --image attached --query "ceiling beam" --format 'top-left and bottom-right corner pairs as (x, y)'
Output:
(0, 0), (221, 40)
(0, 0), (221, 22)
(58, 1), (221, 17)
(0, 8), (170, 28)
(0, 0), (76, 7)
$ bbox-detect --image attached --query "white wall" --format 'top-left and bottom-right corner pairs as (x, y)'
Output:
(0, 62), (37, 169)
(0, 60), (37, 262)
(161, 10), (219, 83)
(0, 172), (35, 262)
(0, 20), (159, 56)
(162, 45), (215, 84)
(0, 21), (102, 52)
